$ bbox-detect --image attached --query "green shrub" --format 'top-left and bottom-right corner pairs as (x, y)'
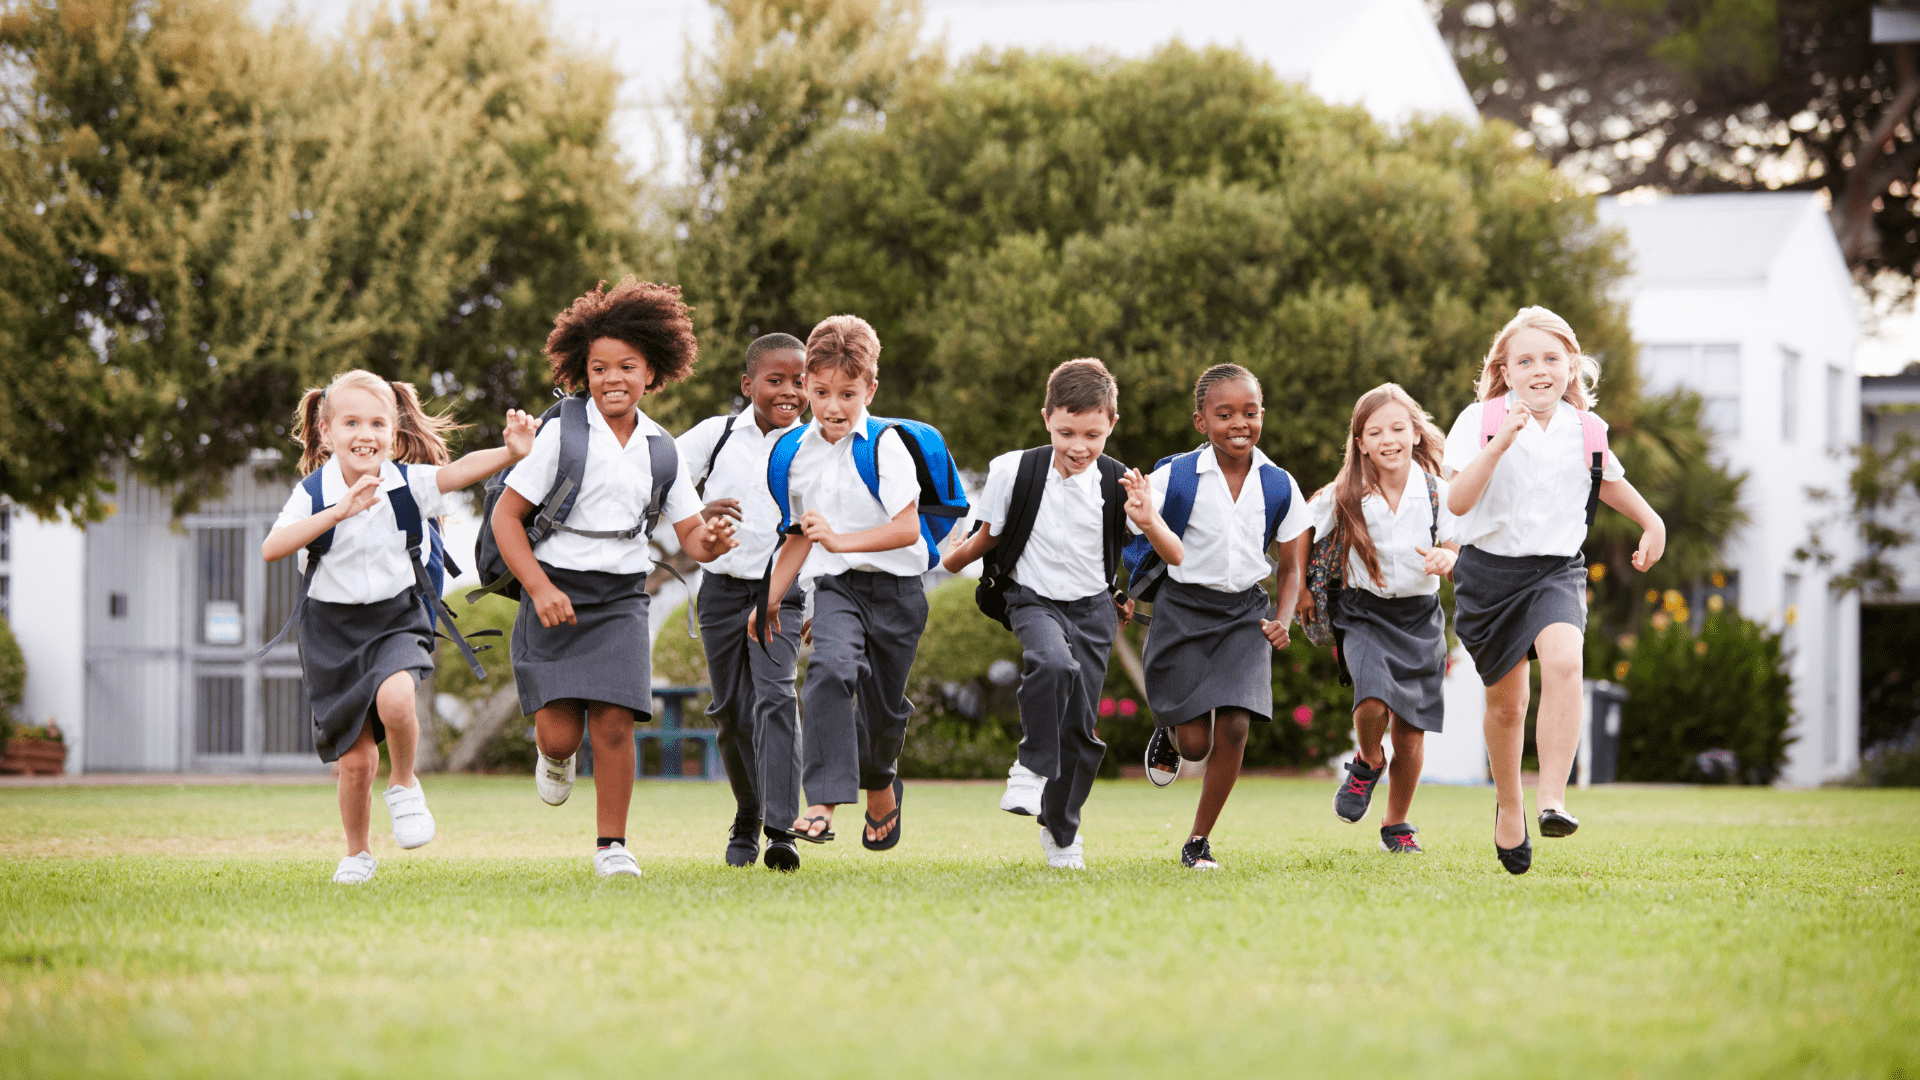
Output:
(1850, 740), (1920, 787)
(434, 593), (521, 704)
(1609, 609), (1795, 784)
(0, 617), (23, 745)
(899, 577), (1024, 779)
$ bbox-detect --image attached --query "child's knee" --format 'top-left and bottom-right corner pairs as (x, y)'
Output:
(1390, 722), (1426, 753)
(588, 707), (635, 748)
(1353, 698), (1389, 724)
(338, 741), (378, 785)
(1214, 712), (1250, 750)
(1023, 647), (1077, 684)
(374, 674), (418, 727)
(1173, 722), (1210, 760)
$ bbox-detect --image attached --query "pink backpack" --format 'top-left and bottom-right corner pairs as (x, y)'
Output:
(1481, 395), (1610, 526)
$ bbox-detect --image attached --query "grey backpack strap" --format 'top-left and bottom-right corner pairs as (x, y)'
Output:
(695, 413), (739, 497)
(528, 395), (591, 545)
(1425, 471), (1439, 548)
(643, 432), (679, 538)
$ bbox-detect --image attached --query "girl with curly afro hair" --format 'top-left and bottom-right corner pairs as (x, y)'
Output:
(493, 276), (740, 879)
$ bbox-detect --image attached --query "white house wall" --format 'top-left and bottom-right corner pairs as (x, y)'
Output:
(7, 512), (87, 771)
(1605, 197), (1860, 785)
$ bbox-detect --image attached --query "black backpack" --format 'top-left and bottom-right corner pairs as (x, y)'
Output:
(973, 448), (1127, 629)
(466, 392), (681, 606)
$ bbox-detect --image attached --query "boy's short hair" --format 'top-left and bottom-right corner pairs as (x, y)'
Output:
(1044, 358), (1119, 418)
(544, 277), (697, 393)
(805, 315), (881, 383)
(745, 332), (806, 376)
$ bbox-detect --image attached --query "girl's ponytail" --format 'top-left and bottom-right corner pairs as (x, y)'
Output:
(389, 380), (461, 467)
(292, 388), (329, 476)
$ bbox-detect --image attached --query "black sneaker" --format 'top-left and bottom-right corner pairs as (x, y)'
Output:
(763, 835), (800, 872)
(1145, 728), (1181, 788)
(1180, 835), (1218, 870)
(1379, 823), (1423, 854)
(726, 813), (760, 868)
(1333, 757), (1385, 823)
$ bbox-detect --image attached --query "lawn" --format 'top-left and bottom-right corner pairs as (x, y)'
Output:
(1, 776), (1914, 1080)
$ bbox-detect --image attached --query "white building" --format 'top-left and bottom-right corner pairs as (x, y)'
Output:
(1598, 192), (1862, 786)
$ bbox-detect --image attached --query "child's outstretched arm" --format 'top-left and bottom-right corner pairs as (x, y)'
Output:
(434, 410), (538, 493)
(1121, 469), (1183, 565)
(749, 533), (813, 639)
(492, 487), (575, 628)
(1261, 533), (1308, 650)
(673, 511), (739, 563)
(1448, 404), (1529, 516)
(801, 503), (919, 554)
(1600, 478), (1666, 571)
(941, 522), (998, 575)
(262, 475), (383, 562)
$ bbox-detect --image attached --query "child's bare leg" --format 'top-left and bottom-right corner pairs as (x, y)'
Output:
(793, 802), (840, 838)
(1383, 719), (1424, 827)
(1531, 623), (1585, 814)
(337, 723), (380, 854)
(1353, 698), (1390, 769)
(587, 703), (636, 839)
(1484, 662), (1530, 848)
(374, 671), (420, 790)
(1189, 709), (1250, 838)
(1172, 714), (1213, 761)
(535, 700), (587, 761)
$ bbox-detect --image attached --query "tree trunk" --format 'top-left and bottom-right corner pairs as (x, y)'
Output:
(444, 687), (524, 773)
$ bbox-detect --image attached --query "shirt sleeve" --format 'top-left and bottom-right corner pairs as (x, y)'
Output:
(874, 428), (919, 517)
(405, 464), (450, 520)
(675, 416), (722, 486)
(661, 448), (706, 526)
(1304, 488), (1334, 542)
(977, 452), (1018, 532)
(504, 417), (563, 504)
(273, 483), (314, 534)
(1442, 402), (1483, 478)
(1272, 470), (1314, 543)
(1432, 476), (1458, 545)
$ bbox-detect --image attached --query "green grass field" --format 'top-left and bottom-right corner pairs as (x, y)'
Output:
(2, 776), (1914, 1079)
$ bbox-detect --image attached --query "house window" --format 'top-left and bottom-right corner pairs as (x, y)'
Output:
(1780, 348), (1800, 442)
(262, 676), (313, 755)
(1826, 365), (1845, 451)
(1781, 573), (1801, 659)
(0, 503), (10, 561)
(0, 577), (8, 622)
(1643, 343), (1742, 436)
(196, 674), (245, 755)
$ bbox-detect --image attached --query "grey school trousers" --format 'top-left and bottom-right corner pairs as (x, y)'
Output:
(697, 574), (805, 834)
(1006, 583), (1118, 849)
(803, 570), (929, 807)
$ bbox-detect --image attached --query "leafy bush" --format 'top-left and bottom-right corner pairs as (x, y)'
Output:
(0, 616), (23, 746)
(1849, 738), (1920, 787)
(1604, 610), (1795, 784)
(899, 577), (1023, 778)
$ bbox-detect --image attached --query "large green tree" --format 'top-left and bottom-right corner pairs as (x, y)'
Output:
(0, 0), (656, 518)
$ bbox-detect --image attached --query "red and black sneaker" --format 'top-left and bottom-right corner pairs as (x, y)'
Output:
(1333, 757), (1384, 823)
(1379, 823), (1423, 854)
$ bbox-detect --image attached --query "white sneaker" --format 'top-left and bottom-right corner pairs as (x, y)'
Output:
(1040, 829), (1085, 870)
(535, 750), (576, 806)
(999, 761), (1045, 816)
(594, 842), (641, 878)
(384, 783), (436, 849)
(332, 850), (379, 884)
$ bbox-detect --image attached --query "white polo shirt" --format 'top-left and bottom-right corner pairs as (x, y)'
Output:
(273, 458), (450, 606)
(677, 412), (802, 580)
(504, 401), (702, 576)
(1132, 445), (1312, 594)
(976, 449), (1107, 603)
(1442, 398), (1625, 558)
(1304, 467), (1456, 599)
(784, 409), (923, 586)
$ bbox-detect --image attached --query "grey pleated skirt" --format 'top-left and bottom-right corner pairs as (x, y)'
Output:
(1142, 579), (1273, 726)
(299, 590), (435, 764)
(512, 563), (653, 717)
(1332, 589), (1446, 732)
(1452, 545), (1587, 687)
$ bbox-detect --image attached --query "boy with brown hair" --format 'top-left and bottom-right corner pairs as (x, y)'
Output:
(944, 359), (1183, 868)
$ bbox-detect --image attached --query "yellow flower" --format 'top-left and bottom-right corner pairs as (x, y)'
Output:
(1645, 589), (1660, 604)
(1707, 594), (1725, 613)
(1663, 589), (1684, 610)
(1589, 563), (1607, 581)
(1674, 606), (1691, 624)
(1711, 572), (1727, 589)
(1785, 605), (1799, 626)
(1693, 640), (1707, 656)
(1614, 661), (1631, 680)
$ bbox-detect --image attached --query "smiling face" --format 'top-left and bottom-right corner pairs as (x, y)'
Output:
(1357, 400), (1417, 477)
(1042, 407), (1115, 477)
(1193, 375), (1263, 464)
(1503, 326), (1574, 417)
(744, 349), (806, 433)
(321, 384), (396, 480)
(808, 367), (877, 443)
(586, 337), (653, 422)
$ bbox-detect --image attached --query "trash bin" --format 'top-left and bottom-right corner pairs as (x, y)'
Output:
(1579, 679), (1630, 786)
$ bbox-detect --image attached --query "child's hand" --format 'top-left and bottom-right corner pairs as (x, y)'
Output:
(335, 474), (384, 522)
(1295, 590), (1318, 627)
(1259, 617), (1290, 651)
(799, 510), (839, 552)
(702, 498), (743, 523)
(1631, 527), (1666, 572)
(704, 513), (739, 552)
(800, 617), (813, 647)
(531, 584), (576, 629)
(1490, 403), (1529, 450)
(747, 601), (780, 641)
(1115, 594), (1137, 627)
(503, 409), (538, 461)
(1416, 545), (1456, 578)
(1120, 469), (1154, 527)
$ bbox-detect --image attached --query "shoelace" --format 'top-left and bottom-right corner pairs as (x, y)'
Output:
(1343, 774), (1374, 796)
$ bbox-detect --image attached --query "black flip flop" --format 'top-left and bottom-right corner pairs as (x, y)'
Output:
(863, 777), (904, 851)
(783, 815), (835, 845)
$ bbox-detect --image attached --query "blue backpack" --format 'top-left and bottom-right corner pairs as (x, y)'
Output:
(257, 463), (498, 679)
(766, 416), (970, 571)
(1120, 447), (1294, 608)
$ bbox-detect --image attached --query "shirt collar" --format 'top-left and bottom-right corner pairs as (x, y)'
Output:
(587, 397), (655, 442)
(807, 407), (872, 449)
(1194, 443), (1273, 477)
(322, 456), (403, 498)
(1051, 458), (1101, 493)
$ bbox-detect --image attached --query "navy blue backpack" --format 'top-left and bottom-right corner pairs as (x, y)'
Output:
(1120, 447), (1294, 613)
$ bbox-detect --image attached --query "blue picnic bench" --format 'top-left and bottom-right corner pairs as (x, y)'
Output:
(577, 686), (722, 781)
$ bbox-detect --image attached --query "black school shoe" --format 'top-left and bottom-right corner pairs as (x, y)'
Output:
(763, 835), (800, 872)
(1379, 823), (1423, 854)
(1494, 807), (1532, 875)
(1180, 836), (1218, 870)
(1538, 808), (1580, 838)
(1145, 728), (1181, 788)
(726, 812), (760, 868)
(1333, 757), (1385, 823)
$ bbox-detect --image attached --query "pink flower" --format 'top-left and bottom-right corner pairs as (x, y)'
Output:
(1292, 705), (1314, 727)
(1118, 699), (1139, 717)
(1098, 697), (1116, 718)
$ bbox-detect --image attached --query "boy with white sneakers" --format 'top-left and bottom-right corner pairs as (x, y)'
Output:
(943, 359), (1182, 868)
